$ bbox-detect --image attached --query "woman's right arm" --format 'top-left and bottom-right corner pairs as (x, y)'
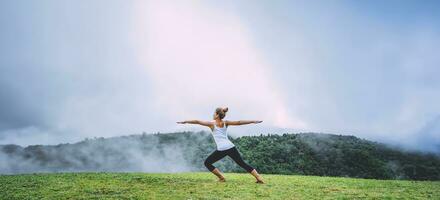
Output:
(226, 120), (262, 126)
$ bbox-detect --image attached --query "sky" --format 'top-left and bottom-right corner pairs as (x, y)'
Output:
(0, 0), (439, 152)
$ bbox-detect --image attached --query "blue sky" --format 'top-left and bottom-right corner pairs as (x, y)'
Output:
(0, 0), (439, 152)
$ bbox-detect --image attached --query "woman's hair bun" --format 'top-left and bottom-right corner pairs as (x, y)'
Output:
(223, 107), (229, 113)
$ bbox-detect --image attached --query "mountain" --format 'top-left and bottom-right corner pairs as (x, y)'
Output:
(1, 132), (439, 180)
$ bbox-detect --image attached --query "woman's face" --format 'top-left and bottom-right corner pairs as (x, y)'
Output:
(213, 112), (218, 120)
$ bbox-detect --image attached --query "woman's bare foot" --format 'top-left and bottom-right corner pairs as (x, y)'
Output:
(212, 168), (226, 182)
(250, 169), (264, 184)
(256, 179), (264, 184)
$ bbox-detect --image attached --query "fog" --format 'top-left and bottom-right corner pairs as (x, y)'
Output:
(0, 133), (202, 174)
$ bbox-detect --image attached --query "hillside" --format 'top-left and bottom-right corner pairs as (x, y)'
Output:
(1, 132), (439, 180)
(0, 173), (439, 199)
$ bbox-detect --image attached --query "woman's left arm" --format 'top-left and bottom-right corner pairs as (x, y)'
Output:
(177, 120), (213, 128)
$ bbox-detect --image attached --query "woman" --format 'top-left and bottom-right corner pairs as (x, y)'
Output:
(177, 107), (264, 183)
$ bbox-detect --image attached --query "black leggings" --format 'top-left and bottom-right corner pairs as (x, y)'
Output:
(204, 147), (255, 173)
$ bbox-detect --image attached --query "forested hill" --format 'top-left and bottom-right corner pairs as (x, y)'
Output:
(1, 132), (439, 180)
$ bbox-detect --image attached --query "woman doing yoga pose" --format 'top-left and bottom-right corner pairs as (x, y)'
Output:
(177, 107), (264, 183)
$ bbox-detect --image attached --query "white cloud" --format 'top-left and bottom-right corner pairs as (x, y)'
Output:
(131, 0), (308, 132)
(1, 0), (439, 152)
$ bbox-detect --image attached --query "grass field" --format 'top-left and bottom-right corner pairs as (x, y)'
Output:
(0, 172), (439, 199)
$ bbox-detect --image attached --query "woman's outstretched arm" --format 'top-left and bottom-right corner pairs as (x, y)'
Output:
(225, 120), (262, 126)
(176, 120), (212, 128)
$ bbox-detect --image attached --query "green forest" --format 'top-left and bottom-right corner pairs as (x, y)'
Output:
(1, 132), (439, 181)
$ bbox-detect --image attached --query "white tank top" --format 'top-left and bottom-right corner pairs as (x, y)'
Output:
(211, 120), (235, 151)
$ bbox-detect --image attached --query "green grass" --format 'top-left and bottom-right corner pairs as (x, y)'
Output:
(0, 172), (439, 200)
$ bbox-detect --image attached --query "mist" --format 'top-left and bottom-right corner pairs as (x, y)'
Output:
(0, 132), (210, 174)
